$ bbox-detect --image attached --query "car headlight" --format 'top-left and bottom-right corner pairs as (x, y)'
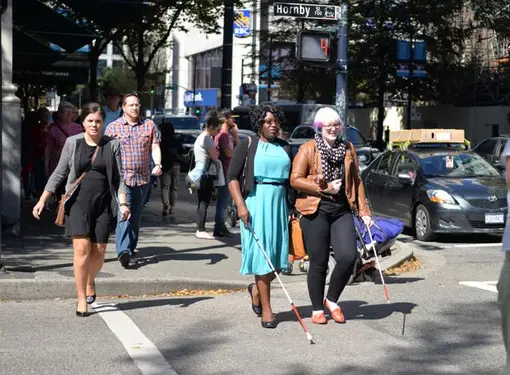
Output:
(427, 189), (457, 205)
(358, 154), (368, 163)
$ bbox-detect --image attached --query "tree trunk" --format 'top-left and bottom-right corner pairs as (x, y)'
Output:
(89, 45), (99, 102)
(376, 74), (386, 150)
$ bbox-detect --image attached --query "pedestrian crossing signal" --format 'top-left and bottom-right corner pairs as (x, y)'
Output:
(296, 30), (331, 63)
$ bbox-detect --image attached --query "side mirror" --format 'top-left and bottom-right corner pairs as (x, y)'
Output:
(398, 172), (414, 184)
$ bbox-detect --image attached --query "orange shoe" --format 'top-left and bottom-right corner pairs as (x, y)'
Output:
(311, 311), (328, 324)
(324, 300), (345, 324)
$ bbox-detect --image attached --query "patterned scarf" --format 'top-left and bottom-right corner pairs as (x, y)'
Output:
(314, 134), (346, 182)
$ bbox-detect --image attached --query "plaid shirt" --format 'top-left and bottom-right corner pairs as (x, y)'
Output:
(105, 116), (160, 187)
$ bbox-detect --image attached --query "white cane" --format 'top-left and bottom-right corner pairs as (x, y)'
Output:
(365, 222), (390, 303)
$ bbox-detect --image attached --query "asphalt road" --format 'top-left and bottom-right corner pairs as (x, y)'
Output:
(1, 179), (507, 375)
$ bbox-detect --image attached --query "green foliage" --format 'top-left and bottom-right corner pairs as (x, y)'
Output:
(116, 0), (226, 91)
(99, 68), (137, 97)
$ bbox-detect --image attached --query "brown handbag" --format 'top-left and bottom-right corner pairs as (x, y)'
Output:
(289, 214), (306, 261)
(55, 146), (100, 228)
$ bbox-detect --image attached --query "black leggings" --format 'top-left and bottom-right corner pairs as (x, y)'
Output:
(300, 209), (357, 310)
(196, 175), (214, 231)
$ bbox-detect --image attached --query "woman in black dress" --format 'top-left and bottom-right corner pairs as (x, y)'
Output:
(33, 103), (130, 317)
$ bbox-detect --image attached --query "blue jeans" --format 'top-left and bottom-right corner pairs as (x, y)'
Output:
(116, 184), (150, 257)
(214, 184), (231, 231)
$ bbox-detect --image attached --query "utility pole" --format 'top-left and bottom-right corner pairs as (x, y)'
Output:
(267, 36), (273, 102)
(221, 0), (234, 109)
(406, 31), (414, 130)
(0, 1), (6, 274)
(192, 54), (197, 112)
(335, 4), (348, 126)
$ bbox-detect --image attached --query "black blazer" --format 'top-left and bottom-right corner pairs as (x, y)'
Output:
(227, 135), (296, 206)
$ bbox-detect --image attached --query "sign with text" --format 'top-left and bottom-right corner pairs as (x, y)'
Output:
(273, 2), (340, 20)
(234, 9), (252, 38)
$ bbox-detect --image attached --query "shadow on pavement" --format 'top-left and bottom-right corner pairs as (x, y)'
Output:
(107, 298), (503, 375)
(115, 296), (212, 311)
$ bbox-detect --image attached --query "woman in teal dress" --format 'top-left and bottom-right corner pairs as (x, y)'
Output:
(227, 104), (293, 329)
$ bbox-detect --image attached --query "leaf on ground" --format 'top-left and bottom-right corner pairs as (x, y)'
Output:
(106, 289), (242, 299)
(384, 257), (422, 276)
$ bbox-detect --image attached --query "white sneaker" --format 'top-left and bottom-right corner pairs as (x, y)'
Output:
(195, 231), (215, 240)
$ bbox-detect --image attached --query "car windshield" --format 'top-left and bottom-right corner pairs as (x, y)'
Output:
(164, 116), (200, 130)
(346, 127), (368, 146)
(418, 152), (500, 178)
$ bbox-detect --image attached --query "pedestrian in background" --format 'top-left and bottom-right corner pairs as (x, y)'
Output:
(290, 107), (373, 325)
(213, 109), (240, 238)
(159, 121), (185, 216)
(32, 103), (129, 317)
(104, 94), (162, 268)
(227, 104), (293, 329)
(498, 139), (510, 371)
(102, 87), (123, 133)
(45, 101), (84, 203)
(193, 110), (222, 239)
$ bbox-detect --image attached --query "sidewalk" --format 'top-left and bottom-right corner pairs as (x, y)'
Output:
(0, 189), (413, 300)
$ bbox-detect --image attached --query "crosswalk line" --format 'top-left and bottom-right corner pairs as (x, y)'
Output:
(93, 302), (179, 375)
(458, 281), (498, 293)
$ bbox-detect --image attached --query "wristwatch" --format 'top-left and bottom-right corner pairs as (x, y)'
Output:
(120, 203), (130, 208)
(155, 164), (162, 168)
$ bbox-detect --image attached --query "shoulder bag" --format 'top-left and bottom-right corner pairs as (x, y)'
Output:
(55, 146), (100, 227)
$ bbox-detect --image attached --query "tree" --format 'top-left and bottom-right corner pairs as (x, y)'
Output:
(114, 1), (225, 94)
(100, 67), (137, 96)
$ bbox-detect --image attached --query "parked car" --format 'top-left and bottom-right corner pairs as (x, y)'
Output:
(153, 114), (201, 130)
(288, 125), (380, 169)
(472, 136), (509, 173)
(361, 144), (507, 241)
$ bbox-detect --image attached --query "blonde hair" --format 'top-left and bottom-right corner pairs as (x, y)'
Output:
(313, 107), (342, 132)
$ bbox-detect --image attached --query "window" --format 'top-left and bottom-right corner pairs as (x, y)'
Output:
(374, 152), (393, 174)
(346, 127), (368, 146)
(292, 126), (315, 139)
(394, 154), (417, 179)
(476, 139), (498, 154)
(418, 152), (500, 177)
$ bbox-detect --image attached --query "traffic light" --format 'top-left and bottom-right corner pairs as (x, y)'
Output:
(150, 85), (155, 95)
(194, 108), (201, 117)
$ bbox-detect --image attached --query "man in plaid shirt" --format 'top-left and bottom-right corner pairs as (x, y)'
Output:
(105, 94), (162, 268)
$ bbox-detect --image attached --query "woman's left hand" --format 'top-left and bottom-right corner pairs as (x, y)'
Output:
(120, 205), (131, 222)
(361, 215), (374, 227)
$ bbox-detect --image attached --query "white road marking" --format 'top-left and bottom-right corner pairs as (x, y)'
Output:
(459, 281), (498, 293)
(452, 243), (502, 248)
(92, 302), (179, 375)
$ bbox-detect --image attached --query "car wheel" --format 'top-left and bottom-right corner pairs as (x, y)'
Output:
(414, 204), (436, 241)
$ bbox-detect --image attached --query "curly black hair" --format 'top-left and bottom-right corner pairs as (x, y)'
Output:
(249, 104), (285, 134)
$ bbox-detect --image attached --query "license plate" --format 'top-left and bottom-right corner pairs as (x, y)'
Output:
(485, 213), (504, 224)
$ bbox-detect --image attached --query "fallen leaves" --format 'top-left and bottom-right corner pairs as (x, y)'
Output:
(384, 256), (422, 276)
(105, 288), (242, 299)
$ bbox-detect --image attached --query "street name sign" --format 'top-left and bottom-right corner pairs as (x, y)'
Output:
(273, 2), (340, 20)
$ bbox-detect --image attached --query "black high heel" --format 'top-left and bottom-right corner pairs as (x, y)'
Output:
(86, 281), (96, 304)
(247, 283), (262, 316)
(261, 319), (278, 329)
(76, 303), (90, 317)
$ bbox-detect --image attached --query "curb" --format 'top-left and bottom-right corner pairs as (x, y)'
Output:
(0, 240), (416, 301)
(378, 242), (415, 271)
(0, 277), (248, 301)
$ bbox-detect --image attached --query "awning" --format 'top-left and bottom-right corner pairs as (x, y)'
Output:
(13, 0), (96, 52)
(13, 27), (64, 68)
(59, 0), (151, 30)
